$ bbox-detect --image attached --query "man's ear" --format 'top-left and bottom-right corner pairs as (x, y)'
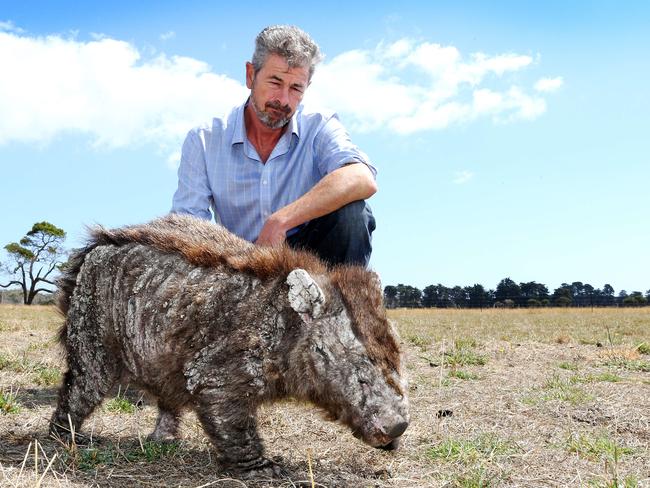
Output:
(286, 269), (326, 321)
(246, 62), (255, 89)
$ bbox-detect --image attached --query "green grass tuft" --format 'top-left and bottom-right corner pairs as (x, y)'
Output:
(566, 432), (633, 461)
(542, 373), (594, 404)
(572, 372), (621, 383)
(105, 394), (136, 414)
(602, 358), (650, 372)
(0, 390), (21, 414)
(454, 338), (479, 349)
(635, 342), (649, 355)
(558, 361), (579, 371)
(33, 365), (62, 386)
(427, 433), (518, 463)
(453, 467), (494, 488)
(65, 441), (180, 470)
(445, 349), (487, 367)
(448, 369), (479, 380)
(407, 334), (431, 349)
(26, 339), (57, 352)
(521, 373), (595, 406)
(0, 353), (11, 370)
(587, 476), (639, 488)
(136, 440), (181, 462)
(441, 337), (488, 367)
(75, 446), (119, 470)
(0, 354), (61, 383)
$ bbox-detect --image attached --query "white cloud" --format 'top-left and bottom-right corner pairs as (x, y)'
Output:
(534, 76), (563, 93)
(0, 20), (24, 33)
(166, 150), (181, 170)
(453, 170), (474, 184)
(0, 30), (248, 155)
(160, 31), (176, 41)
(0, 29), (560, 159)
(307, 39), (553, 133)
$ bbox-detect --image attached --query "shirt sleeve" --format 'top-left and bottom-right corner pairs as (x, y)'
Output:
(313, 114), (377, 178)
(170, 129), (214, 220)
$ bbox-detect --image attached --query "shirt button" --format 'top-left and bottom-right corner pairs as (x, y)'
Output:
(262, 180), (268, 185)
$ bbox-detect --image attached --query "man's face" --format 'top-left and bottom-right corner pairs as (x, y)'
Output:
(246, 54), (309, 129)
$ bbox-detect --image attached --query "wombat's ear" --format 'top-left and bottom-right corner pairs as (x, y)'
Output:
(286, 269), (326, 321)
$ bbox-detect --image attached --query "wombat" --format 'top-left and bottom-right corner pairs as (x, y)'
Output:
(51, 214), (409, 477)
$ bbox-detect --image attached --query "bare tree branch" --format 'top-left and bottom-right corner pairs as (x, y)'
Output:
(33, 288), (54, 295)
(1, 280), (23, 289)
(42, 262), (58, 280)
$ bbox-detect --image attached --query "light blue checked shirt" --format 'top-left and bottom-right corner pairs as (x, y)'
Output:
(171, 100), (376, 242)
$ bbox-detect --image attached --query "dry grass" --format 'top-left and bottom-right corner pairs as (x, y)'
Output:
(1, 305), (649, 487)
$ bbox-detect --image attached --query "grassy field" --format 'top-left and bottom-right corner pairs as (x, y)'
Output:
(0, 305), (648, 487)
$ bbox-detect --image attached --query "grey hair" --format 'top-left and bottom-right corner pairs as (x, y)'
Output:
(252, 25), (323, 81)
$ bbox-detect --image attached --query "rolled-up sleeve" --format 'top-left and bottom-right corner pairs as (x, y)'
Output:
(171, 129), (213, 220)
(313, 114), (377, 178)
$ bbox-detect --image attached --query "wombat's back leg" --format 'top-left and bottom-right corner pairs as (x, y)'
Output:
(148, 401), (181, 442)
(50, 320), (121, 440)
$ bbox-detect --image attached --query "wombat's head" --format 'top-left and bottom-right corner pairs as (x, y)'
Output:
(287, 268), (409, 450)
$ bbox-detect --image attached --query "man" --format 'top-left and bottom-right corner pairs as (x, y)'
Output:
(172, 25), (377, 266)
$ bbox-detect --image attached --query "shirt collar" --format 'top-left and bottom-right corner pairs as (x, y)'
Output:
(231, 98), (300, 146)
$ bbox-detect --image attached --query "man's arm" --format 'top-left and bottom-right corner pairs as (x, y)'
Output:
(255, 162), (377, 246)
(171, 129), (213, 220)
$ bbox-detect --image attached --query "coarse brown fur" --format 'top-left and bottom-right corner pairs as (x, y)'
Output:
(56, 213), (401, 382)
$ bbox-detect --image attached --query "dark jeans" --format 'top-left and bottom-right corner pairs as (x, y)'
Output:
(286, 200), (376, 267)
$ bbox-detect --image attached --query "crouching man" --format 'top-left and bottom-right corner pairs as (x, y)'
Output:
(172, 24), (377, 267)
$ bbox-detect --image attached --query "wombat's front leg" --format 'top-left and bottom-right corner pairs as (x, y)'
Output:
(195, 394), (284, 479)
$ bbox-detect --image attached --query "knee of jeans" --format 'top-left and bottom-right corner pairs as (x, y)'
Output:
(335, 201), (374, 235)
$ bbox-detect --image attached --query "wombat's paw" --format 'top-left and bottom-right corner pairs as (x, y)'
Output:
(233, 458), (287, 480)
(146, 430), (178, 443)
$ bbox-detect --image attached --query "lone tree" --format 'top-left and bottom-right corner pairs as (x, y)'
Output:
(1, 222), (66, 305)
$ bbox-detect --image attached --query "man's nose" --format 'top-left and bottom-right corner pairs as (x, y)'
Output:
(277, 86), (290, 106)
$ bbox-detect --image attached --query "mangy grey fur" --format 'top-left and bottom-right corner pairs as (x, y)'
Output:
(51, 214), (409, 477)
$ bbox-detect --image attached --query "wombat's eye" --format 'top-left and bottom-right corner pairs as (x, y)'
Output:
(314, 346), (329, 361)
(358, 378), (371, 395)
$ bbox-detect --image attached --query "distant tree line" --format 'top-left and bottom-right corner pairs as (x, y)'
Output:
(383, 278), (650, 309)
(0, 288), (55, 305)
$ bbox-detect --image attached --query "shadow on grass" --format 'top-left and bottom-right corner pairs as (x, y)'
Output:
(14, 383), (156, 410)
(0, 432), (377, 488)
(10, 386), (59, 409)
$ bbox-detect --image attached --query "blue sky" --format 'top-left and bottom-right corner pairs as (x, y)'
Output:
(1, 1), (648, 294)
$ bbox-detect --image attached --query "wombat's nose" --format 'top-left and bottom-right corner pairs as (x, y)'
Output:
(383, 420), (408, 439)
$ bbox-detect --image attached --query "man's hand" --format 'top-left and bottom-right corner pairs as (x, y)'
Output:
(255, 214), (290, 247)
(254, 163), (376, 247)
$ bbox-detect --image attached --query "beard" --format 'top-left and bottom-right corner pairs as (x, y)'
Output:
(250, 95), (292, 130)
